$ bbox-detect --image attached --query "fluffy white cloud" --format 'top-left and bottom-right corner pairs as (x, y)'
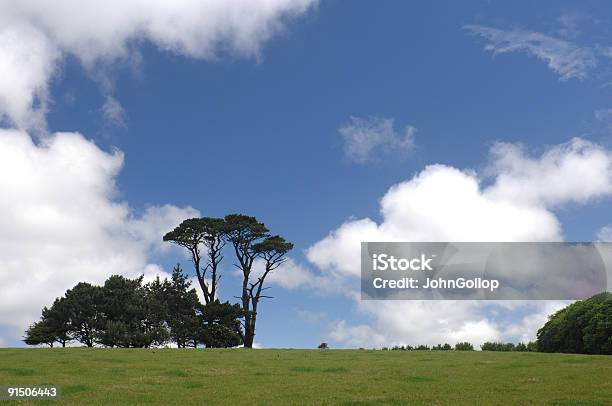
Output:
(0, 1), (317, 343)
(464, 24), (598, 81)
(308, 137), (612, 347)
(501, 301), (567, 344)
(308, 165), (560, 280)
(0, 129), (198, 342)
(327, 302), (501, 348)
(328, 320), (388, 348)
(339, 116), (416, 164)
(248, 257), (335, 292)
(267, 258), (318, 289)
(597, 225), (612, 242)
(0, 0), (317, 129)
(326, 300), (573, 349)
(485, 138), (612, 206)
(0, 23), (59, 131)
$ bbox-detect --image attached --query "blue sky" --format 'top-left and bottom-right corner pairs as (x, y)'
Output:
(1, 0), (612, 348)
(49, 0), (612, 237)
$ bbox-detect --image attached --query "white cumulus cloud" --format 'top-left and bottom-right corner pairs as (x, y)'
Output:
(0, 1), (318, 344)
(307, 137), (612, 347)
(0, 0), (317, 129)
(0, 23), (59, 131)
(597, 225), (612, 242)
(485, 138), (612, 206)
(0, 129), (198, 342)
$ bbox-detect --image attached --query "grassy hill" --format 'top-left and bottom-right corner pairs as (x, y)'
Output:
(0, 348), (610, 405)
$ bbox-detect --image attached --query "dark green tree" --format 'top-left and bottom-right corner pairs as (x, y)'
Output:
(480, 342), (516, 351)
(42, 297), (72, 347)
(165, 265), (201, 348)
(63, 282), (103, 347)
(454, 342), (474, 351)
(98, 275), (170, 348)
(23, 320), (56, 347)
(100, 320), (129, 348)
(163, 218), (226, 305)
(537, 292), (611, 354)
(200, 300), (244, 348)
(24, 297), (72, 348)
(145, 276), (172, 347)
(98, 275), (145, 347)
(223, 214), (270, 347)
(515, 342), (527, 352)
(246, 235), (294, 348)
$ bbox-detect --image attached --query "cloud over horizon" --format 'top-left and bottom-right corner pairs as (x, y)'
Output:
(306, 137), (612, 347)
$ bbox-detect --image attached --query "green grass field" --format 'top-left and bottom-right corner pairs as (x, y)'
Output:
(0, 348), (610, 405)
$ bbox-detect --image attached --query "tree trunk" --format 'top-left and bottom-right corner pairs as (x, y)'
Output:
(244, 326), (254, 348)
(244, 304), (258, 348)
(243, 317), (253, 348)
(194, 256), (211, 305)
(241, 271), (252, 347)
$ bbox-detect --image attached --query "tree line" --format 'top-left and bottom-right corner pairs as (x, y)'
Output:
(379, 343), (476, 351)
(366, 292), (611, 355)
(24, 266), (243, 348)
(480, 341), (537, 352)
(25, 213), (293, 349)
(378, 342), (536, 352)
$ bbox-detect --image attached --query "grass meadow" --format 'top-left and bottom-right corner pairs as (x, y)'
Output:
(0, 348), (610, 405)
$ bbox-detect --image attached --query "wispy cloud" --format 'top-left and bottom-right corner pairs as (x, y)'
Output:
(556, 12), (586, 39)
(595, 108), (612, 123)
(593, 107), (612, 131)
(294, 309), (327, 325)
(101, 95), (127, 128)
(339, 116), (416, 164)
(464, 24), (598, 81)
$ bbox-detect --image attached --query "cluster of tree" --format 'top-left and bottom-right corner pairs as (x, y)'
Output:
(381, 342), (474, 351)
(537, 292), (611, 355)
(454, 342), (475, 351)
(25, 213), (293, 349)
(24, 266), (243, 348)
(162, 214), (293, 348)
(480, 341), (537, 352)
(378, 341), (539, 351)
